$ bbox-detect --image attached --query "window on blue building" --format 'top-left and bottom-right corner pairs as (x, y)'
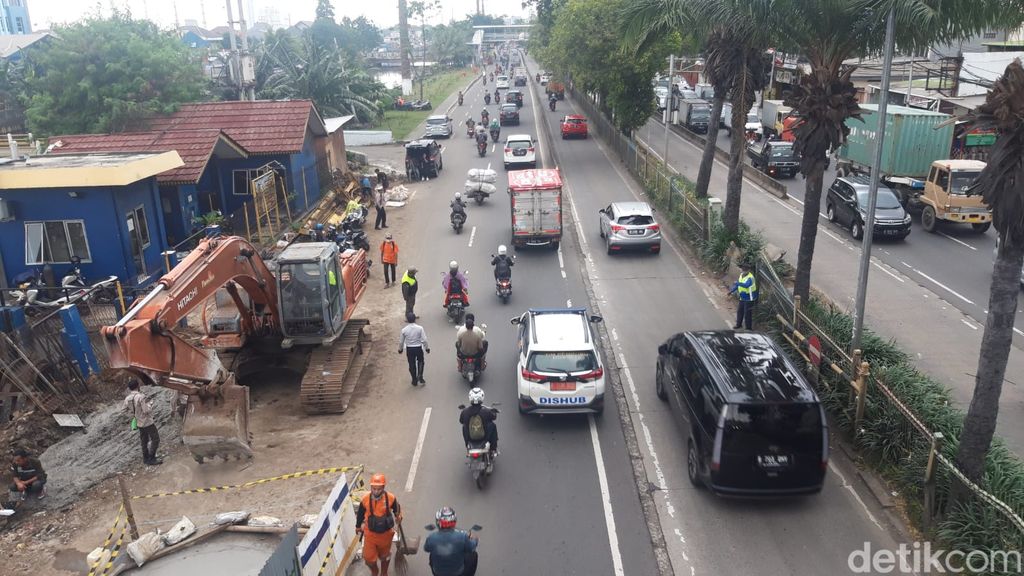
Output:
(233, 169), (258, 195)
(24, 220), (92, 264)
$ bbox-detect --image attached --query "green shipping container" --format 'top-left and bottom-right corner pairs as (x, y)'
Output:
(838, 104), (954, 179)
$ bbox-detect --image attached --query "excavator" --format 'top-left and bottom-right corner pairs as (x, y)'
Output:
(101, 235), (369, 462)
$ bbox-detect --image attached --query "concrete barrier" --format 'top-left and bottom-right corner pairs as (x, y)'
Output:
(669, 124), (789, 200)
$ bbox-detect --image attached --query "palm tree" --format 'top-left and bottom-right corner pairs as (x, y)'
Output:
(954, 58), (1024, 488)
(740, 0), (1024, 302)
(622, 0), (768, 233)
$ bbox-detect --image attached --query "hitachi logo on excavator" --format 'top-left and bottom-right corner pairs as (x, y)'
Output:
(177, 287), (199, 312)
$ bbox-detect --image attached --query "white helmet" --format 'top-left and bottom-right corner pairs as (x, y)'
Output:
(455, 192), (462, 200)
(449, 260), (459, 271)
(498, 245), (507, 256)
(468, 387), (485, 405)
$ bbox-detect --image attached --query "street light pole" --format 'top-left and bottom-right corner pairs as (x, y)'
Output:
(851, 6), (896, 352)
(664, 54), (675, 167)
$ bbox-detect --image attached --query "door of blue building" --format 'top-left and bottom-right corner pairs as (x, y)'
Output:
(126, 207), (149, 277)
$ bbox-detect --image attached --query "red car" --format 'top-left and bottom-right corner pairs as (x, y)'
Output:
(560, 115), (588, 139)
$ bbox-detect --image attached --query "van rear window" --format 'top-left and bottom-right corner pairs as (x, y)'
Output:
(528, 351), (598, 373)
(723, 404), (822, 453)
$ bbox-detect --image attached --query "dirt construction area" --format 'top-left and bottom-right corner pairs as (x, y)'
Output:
(0, 146), (429, 575)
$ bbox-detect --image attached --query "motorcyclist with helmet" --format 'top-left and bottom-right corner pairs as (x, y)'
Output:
(490, 245), (514, 281)
(488, 117), (500, 142)
(474, 126), (489, 149)
(458, 90), (464, 106)
(493, 88), (500, 104)
(425, 506), (478, 576)
(456, 314), (488, 374)
(480, 109), (490, 126)
(442, 260), (470, 308)
(459, 387), (497, 455)
(484, 92), (491, 105)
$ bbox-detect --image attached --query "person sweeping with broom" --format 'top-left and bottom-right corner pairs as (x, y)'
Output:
(356, 473), (403, 576)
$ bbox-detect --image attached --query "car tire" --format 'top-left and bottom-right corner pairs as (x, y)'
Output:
(561, 133), (566, 139)
(599, 226), (605, 239)
(655, 365), (668, 401)
(972, 222), (991, 233)
(530, 162), (536, 168)
(504, 163), (509, 170)
(687, 437), (703, 488)
(921, 205), (938, 232)
(826, 203), (838, 223)
(851, 220), (864, 240)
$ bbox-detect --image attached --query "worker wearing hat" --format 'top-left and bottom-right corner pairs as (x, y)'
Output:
(356, 473), (402, 576)
(729, 259), (759, 330)
(380, 233), (399, 288)
(401, 267), (419, 318)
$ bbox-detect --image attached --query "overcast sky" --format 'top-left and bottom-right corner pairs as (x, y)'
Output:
(30, 0), (533, 31)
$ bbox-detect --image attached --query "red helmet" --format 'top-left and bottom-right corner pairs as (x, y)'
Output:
(370, 473), (386, 487)
(435, 506), (457, 529)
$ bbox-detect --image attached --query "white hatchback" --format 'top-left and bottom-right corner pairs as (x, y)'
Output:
(496, 75), (510, 89)
(511, 308), (606, 415)
(503, 134), (537, 169)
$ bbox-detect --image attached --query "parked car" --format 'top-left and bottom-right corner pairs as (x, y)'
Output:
(503, 134), (536, 169)
(496, 75), (510, 89)
(404, 139), (443, 180)
(505, 89), (524, 108)
(598, 201), (661, 254)
(511, 308), (605, 415)
(826, 175), (911, 241)
(656, 331), (829, 497)
(560, 115), (588, 139)
(423, 114), (453, 138)
(500, 103), (520, 126)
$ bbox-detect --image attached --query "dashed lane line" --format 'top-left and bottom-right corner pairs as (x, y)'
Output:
(404, 407), (432, 493)
(468, 226), (477, 247)
(588, 414), (626, 576)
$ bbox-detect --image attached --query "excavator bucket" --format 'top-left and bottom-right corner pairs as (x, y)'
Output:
(181, 375), (253, 463)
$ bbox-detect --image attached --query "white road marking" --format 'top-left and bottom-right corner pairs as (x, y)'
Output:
(1015, 328), (1024, 337)
(939, 231), (977, 251)
(561, 270), (567, 278)
(487, 162), (491, 171)
(588, 414), (625, 576)
(405, 407), (432, 492)
(828, 461), (884, 531)
(900, 263), (976, 305)
(871, 260), (905, 283)
(558, 248), (565, 269)
(491, 143), (496, 153)
(566, 298), (572, 307)
(961, 319), (979, 330)
(468, 226), (477, 247)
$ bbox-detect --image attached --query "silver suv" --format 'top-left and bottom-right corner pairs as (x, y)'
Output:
(424, 115), (453, 138)
(598, 201), (662, 254)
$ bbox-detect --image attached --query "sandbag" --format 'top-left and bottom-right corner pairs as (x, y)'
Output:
(214, 511), (251, 526)
(86, 547), (112, 572)
(162, 516), (196, 546)
(248, 515), (283, 527)
(299, 514), (319, 528)
(464, 181), (497, 195)
(466, 168), (497, 183)
(127, 532), (165, 567)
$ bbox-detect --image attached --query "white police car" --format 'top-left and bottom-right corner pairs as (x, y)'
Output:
(511, 308), (605, 415)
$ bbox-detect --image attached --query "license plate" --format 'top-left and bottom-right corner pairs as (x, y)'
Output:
(628, 229), (644, 236)
(514, 150), (526, 156)
(550, 381), (576, 391)
(757, 455), (791, 469)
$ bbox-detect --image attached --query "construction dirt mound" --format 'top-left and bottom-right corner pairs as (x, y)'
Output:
(39, 387), (178, 510)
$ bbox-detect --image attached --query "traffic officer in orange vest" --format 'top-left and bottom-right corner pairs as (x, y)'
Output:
(729, 260), (759, 330)
(380, 233), (399, 287)
(356, 473), (402, 576)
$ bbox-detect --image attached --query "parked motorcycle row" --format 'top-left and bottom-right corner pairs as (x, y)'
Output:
(8, 258), (119, 317)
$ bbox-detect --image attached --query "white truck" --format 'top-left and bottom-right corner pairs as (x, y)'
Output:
(507, 169), (563, 250)
(760, 99), (793, 139)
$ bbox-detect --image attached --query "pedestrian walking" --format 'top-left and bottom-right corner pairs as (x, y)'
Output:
(374, 169), (389, 230)
(123, 379), (162, 465)
(401, 267), (418, 317)
(729, 260), (759, 330)
(398, 312), (429, 386)
(355, 473), (402, 576)
(380, 234), (399, 287)
(361, 174), (372, 201)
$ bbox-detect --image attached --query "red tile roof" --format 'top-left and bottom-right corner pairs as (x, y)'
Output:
(49, 129), (246, 184)
(145, 100), (325, 155)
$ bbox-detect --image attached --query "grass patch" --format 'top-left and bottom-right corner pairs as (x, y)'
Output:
(376, 68), (475, 141)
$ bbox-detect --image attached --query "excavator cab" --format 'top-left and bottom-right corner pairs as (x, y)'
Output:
(277, 243), (347, 347)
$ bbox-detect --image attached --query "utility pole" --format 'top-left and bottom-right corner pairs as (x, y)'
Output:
(420, 14), (427, 100)
(851, 6), (896, 352)
(225, 0), (243, 101)
(664, 54), (674, 166)
(399, 0), (413, 96)
(236, 0), (255, 101)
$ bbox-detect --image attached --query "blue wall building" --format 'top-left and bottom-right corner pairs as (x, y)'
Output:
(0, 0), (30, 35)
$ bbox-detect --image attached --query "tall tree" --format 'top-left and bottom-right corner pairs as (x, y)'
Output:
(22, 11), (206, 135)
(430, 24), (474, 67)
(315, 0), (335, 21)
(741, 0), (1024, 302)
(955, 59), (1024, 489)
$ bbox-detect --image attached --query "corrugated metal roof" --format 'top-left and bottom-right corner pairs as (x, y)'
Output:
(49, 129), (247, 184)
(145, 100), (327, 155)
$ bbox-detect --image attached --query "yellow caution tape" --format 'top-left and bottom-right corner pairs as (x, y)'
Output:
(132, 465), (363, 500)
(317, 524), (343, 575)
(87, 506), (124, 576)
(95, 521), (127, 576)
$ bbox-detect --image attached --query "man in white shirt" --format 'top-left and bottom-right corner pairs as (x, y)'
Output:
(124, 379), (162, 465)
(398, 312), (430, 386)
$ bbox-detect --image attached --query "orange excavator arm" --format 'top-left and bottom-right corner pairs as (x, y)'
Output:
(101, 236), (280, 393)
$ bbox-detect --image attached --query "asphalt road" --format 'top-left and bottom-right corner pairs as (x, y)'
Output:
(385, 57), (906, 576)
(643, 120), (1024, 346)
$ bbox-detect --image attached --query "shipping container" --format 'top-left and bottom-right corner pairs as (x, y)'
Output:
(838, 105), (954, 179)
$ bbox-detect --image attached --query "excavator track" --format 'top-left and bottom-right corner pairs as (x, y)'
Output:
(300, 319), (371, 414)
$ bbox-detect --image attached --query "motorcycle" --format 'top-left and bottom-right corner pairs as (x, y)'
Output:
(484, 93), (491, 105)
(458, 93), (464, 106)
(491, 254), (515, 303)
(445, 290), (466, 324)
(489, 128), (500, 143)
(458, 403), (499, 488)
(466, 121), (476, 137)
(481, 112), (490, 126)
(457, 324), (487, 383)
(476, 139), (487, 157)
(549, 98), (556, 112)
(451, 209), (467, 233)
(493, 91), (500, 104)
(11, 274), (119, 316)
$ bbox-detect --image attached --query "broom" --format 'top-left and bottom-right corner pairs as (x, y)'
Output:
(394, 523), (420, 576)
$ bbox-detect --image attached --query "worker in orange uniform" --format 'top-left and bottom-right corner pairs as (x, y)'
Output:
(380, 233), (399, 287)
(356, 473), (402, 576)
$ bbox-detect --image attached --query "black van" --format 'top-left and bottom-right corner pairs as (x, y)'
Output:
(656, 331), (829, 496)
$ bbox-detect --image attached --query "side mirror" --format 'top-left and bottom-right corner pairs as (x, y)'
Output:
(458, 404), (466, 410)
(424, 524), (436, 531)
(481, 323), (488, 331)
(658, 344), (668, 356)
(510, 317), (521, 325)
(471, 524), (483, 532)
(589, 315), (603, 324)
